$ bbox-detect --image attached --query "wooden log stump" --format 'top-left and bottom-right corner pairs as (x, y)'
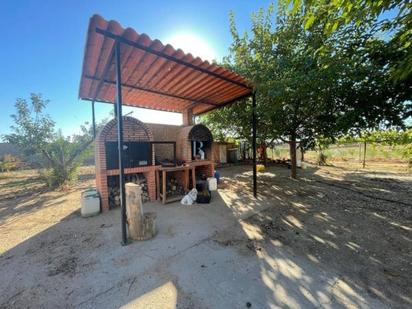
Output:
(143, 212), (156, 238)
(125, 182), (156, 241)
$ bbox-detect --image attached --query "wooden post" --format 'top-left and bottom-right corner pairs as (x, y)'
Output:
(162, 170), (166, 204)
(126, 183), (143, 240)
(184, 168), (189, 192)
(125, 183), (156, 240)
(363, 140), (367, 168)
(191, 167), (196, 189)
(155, 170), (160, 200)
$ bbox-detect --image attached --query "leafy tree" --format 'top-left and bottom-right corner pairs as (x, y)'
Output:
(313, 136), (335, 166)
(201, 99), (252, 142)
(328, 32), (411, 136)
(40, 131), (92, 187)
(204, 3), (410, 179)
(338, 129), (412, 167)
(202, 98), (276, 164)
(3, 94), (93, 187)
(212, 5), (357, 178)
(285, 0), (412, 80)
(5, 93), (55, 156)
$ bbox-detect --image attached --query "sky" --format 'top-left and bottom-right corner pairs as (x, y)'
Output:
(0, 0), (274, 139)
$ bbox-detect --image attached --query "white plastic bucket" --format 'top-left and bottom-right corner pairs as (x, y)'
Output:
(207, 177), (218, 191)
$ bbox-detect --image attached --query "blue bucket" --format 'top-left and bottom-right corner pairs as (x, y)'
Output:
(214, 170), (220, 183)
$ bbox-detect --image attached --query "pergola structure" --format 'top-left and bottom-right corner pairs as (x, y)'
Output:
(78, 15), (257, 244)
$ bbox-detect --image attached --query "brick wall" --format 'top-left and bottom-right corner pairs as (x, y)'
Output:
(182, 108), (193, 126)
(94, 116), (215, 211)
(195, 164), (215, 179)
(176, 125), (213, 163)
(145, 123), (182, 163)
(95, 116), (156, 212)
(176, 126), (193, 162)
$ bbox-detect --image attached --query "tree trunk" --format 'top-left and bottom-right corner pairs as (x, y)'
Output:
(289, 134), (297, 179)
(261, 143), (267, 166)
(363, 140), (367, 168)
(242, 143), (245, 160)
(125, 183), (156, 240)
(300, 145), (305, 162)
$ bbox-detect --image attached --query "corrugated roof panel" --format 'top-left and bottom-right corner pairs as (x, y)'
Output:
(79, 15), (253, 114)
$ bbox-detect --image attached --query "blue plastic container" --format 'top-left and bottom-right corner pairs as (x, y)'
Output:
(214, 170), (221, 183)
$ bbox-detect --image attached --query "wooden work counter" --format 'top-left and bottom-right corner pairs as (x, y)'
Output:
(156, 160), (214, 204)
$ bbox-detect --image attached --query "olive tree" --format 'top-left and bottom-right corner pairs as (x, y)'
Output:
(3, 94), (93, 187)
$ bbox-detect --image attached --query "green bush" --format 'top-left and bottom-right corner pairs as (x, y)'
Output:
(0, 154), (22, 172)
(318, 152), (328, 165)
(40, 135), (92, 188)
(3, 94), (93, 188)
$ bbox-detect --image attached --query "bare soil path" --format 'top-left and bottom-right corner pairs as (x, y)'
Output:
(224, 165), (412, 308)
(0, 165), (411, 308)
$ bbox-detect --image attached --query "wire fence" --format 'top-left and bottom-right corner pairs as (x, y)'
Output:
(266, 142), (410, 171)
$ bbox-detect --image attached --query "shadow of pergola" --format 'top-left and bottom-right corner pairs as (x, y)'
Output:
(0, 165), (410, 308)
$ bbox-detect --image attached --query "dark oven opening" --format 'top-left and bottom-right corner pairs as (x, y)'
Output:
(105, 141), (151, 169)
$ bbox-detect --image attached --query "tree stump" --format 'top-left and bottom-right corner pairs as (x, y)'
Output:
(125, 183), (156, 240)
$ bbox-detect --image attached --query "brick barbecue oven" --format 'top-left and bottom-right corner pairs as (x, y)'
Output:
(95, 115), (215, 211)
(95, 116), (157, 212)
(79, 15), (254, 244)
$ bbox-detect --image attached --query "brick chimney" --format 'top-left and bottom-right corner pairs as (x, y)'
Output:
(182, 108), (193, 126)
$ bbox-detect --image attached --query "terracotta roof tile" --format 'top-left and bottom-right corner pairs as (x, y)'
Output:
(79, 15), (252, 115)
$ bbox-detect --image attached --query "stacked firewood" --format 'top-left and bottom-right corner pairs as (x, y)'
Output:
(128, 174), (150, 202)
(109, 186), (121, 208)
(166, 177), (185, 197)
(108, 173), (149, 208)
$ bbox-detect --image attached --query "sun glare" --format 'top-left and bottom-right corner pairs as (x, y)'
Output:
(165, 32), (217, 62)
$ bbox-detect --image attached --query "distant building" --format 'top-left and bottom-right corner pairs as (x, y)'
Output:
(0, 143), (19, 158)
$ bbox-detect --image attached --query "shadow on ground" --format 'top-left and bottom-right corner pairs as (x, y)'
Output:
(0, 164), (410, 308)
(222, 165), (412, 308)
(0, 171), (94, 223)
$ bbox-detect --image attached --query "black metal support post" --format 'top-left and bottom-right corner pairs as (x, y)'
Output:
(115, 41), (128, 245)
(252, 92), (257, 198)
(92, 101), (96, 138)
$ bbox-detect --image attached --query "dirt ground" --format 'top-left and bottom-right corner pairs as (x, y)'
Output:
(0, 164), (411, 308)
(306, 160), (410, 173)
(0, 167), (95, 254)
(221, 164), (412, 308)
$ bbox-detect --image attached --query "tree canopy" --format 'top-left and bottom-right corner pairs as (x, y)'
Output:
(202, 3), (411, 178)
(3, 94), (93, 187)
(4, 94), (55, 156)
(286, 0), (412, 80)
